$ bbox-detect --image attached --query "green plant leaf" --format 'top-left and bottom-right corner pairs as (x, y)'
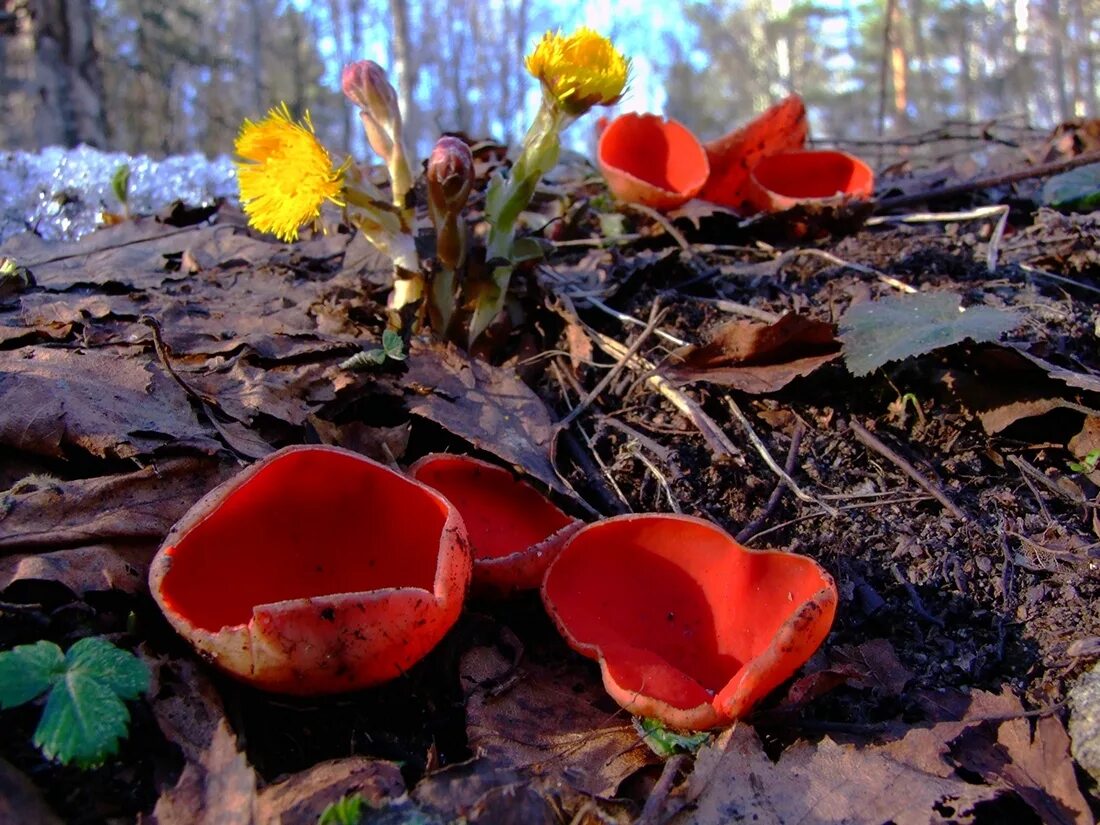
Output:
(634, 716), (710, 757)
(839, 292), (1021, 377)
(111, 163), (131, 205)
(34, 671), (132, 768)
(318, 793), (366, 825)
(1041, 163), (1100, 211)
(65, 637), (150, 700)
(510, 236), (547, 264)
(0, 641), (65, 708)
(381, 328), (406, 361)
(0, 637), (149, 768)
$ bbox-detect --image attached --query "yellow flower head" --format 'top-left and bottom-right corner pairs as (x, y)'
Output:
(525, 28), (630, 116)
(235, 103), (345, 242)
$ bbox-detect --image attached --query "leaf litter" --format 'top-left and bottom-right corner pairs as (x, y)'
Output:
(1, 129), (1100, 824)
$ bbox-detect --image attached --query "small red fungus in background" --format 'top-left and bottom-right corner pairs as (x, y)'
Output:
(409, 453), (581, 596)
(597, 112), (710, 211)
(149, 445), (471, 695)
(699, 94), (808, 212)
(744, 148), (875, 214)
(542, 514), (837, 730)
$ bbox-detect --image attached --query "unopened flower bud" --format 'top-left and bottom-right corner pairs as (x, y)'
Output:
(341, 61), (401, 130)
(427, 137), (474, 217)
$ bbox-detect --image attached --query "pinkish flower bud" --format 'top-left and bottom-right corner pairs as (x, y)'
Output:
(427, 136), (474, 217)
(341, 61), (401, 129)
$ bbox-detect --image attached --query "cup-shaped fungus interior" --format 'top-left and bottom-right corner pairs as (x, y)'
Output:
(410, 454), (574, 562)
(158, 448), (450, 632)
(750, 149), (874, 202)
(543, 514), (835, 726)
(598, 113), (709, 209)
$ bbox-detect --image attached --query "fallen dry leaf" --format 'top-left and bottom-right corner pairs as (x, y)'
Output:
(671, 724), (1002, 825)
(662, 312), (840, 394)
(831, 638), (915, 697)
(413, 760), (567, 824)
(949, 702), (1094, 825)
(0, 543), (151, 594)
(308, 416), (411, 462)
(402, 339), (570, 496)
(153, 720), (258, 825)
(1, 219), (215, 291)
(0, 457), (235, 555)
(941, 345), (1100, 435)
(675, 688), (1092, 825)
(782, 638), (912, 708)
(145, 654), (231, 765)
(256, 758), (405, 825)
(0, 346), (221, 459)
(461, 645), (653, 797)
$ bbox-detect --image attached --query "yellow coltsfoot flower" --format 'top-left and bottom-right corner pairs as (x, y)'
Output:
(235, 103), (345, 242)
(525, 27), (630, 116)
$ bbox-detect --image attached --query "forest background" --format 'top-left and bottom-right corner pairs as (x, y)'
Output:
(1, 0), (1098, 165)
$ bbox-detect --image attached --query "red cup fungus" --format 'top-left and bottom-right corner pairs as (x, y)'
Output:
(699, 94), (809, 212)
(149, 445), (471, 694)
(597, 112), (710, 211)
(541, 513), (837, 730)
(743, 149), (875, 214)
(409, 453), (581, 596)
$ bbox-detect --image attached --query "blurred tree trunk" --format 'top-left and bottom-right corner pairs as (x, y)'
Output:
(246, 0), (265, 113)
(29, 0), (107, 147)
(389, 0), (416, 137)
(1044, 0), (1070, 118)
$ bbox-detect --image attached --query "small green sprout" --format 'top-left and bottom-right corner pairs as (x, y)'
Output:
(633, 716), (710, 758)
(0, 637), (150, 768)
(111, 163), (131, 207)
(340, 328), (407, 370)
(318, 793), (366, 825)
(1068, 448), (1100, 474)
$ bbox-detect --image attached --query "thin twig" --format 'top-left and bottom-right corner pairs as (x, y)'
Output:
(727, 400), (838, 517)
(1007, 454), (1091, 507)
(583, 295), (688, 346)
(867, 204), (1010, 271)
(748, 494), (934, 542)
(592, 333), (744, 466)
(848, 418), (968, 521)
(875, 149), (1100, 211)
(892, 563), (946, 627)
(547, 360), (627, 517)
(623, 202), (696, 260)
(556, 301), (666, 430)
(737, 421), (807, 543)
(1020, 263), (1100, 297)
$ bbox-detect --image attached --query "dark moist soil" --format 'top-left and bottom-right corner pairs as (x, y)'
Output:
(1, 162), (1099, 823)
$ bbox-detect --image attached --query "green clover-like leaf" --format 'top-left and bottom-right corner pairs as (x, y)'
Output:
(0, 640), (65, 708)
(65, 636), (150, 700)
(34, 671), (132, 768)
(0, 636), (150, 768)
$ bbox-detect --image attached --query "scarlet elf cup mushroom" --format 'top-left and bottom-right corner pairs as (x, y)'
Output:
(409, 453), (581, 596)
(542, 514), (837, 730)
(597, 112), (710, 211)
(149, 445), (471, 694)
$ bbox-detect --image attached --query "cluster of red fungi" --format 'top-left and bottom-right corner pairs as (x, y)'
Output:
(150, 445), (837, 730)
(150, 95), (855, 729)
(597, 94), (874, 215)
